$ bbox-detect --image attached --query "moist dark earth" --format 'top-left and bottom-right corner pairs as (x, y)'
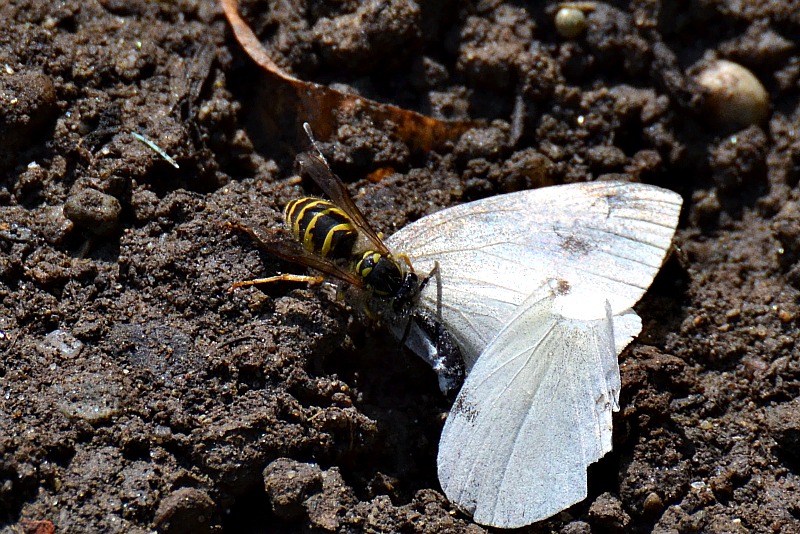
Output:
(2, 0), (800, 532)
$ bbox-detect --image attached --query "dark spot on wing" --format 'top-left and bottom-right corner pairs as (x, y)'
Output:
(555, 279), (571, 295)
(603, 190), (626, 212)
(561, 234), (592, 255)
(451, 389), (479, 425)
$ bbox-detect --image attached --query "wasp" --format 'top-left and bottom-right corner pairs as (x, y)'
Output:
(230, 124), (464, 395)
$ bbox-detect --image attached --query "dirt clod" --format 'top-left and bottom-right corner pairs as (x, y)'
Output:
(262, 458), (323, 520)
(62, 187), (122, 236)
(153, 487), (217, 534)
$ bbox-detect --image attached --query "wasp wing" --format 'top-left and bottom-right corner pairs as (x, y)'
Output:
(386, 181), (681, 369)
(437, 287), (635, 528)
(232, 223), (366, 288)
(297, 152), (391, 256)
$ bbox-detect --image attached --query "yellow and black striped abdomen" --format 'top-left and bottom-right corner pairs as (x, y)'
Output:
(284, 197), (357, 259)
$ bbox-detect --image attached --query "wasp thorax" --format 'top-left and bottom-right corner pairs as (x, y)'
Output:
(284, 197), (358, 260)
(356, 251), (406, 296)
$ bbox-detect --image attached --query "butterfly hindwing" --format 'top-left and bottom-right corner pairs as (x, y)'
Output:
(437, 286), (636, 528)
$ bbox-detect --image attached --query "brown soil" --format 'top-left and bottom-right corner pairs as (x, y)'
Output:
(2, 1), (800, 533)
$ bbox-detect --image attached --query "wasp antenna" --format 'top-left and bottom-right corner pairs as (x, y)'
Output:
(303, 122), (330, 166)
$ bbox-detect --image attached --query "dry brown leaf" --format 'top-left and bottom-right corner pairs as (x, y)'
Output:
(220, 0), (480, 153)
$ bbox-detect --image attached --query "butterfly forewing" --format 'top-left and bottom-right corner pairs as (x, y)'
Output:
(386, 181), (682, 368)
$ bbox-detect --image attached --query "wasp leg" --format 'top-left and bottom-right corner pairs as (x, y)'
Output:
(397, 253), (415, 273)
(362, 297), (380, 321)
(418, 261), (443, 319)
(398, 314), (414, 347)
(229, 273), (325, 292)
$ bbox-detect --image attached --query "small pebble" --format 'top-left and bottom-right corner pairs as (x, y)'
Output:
(694, 59), (769, 130)
(38, 329), (83, 359)
(555, 7), (587, 39)
(643, 492), (664, 515)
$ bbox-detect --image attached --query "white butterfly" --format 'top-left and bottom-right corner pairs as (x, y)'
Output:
(386, 181), (682, 527)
